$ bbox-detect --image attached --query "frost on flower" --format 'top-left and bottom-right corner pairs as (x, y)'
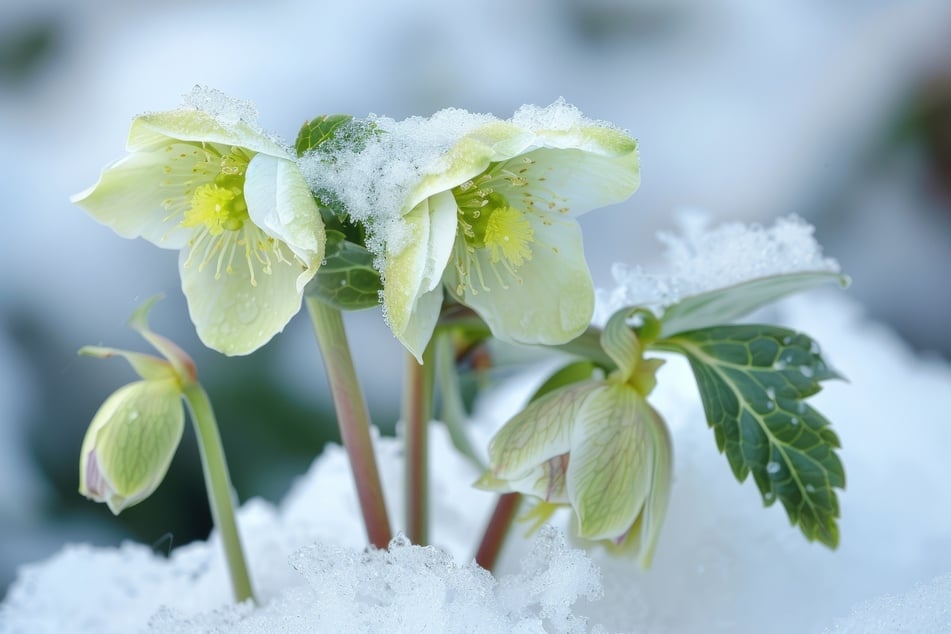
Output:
(303, 100), (640, 361)
(477, 308), (672, 568)
(72, 87), (325, 355)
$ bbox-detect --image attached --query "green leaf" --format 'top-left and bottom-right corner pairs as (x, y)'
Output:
(294, 114), (355, 157)
(658, 271), (849, 338)
(658, 324), (845, 548)
(305, 230), (382, 311)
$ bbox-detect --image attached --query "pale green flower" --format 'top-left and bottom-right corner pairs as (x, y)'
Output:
(79, 378), (185, 514)
(78, 298), (195, 514)
(475, 308), (671, 567)
(72, 91), (325, 355)
(384, 114), (640, 361)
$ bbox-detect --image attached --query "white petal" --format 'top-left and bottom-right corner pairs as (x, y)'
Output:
(446, 214), (594, 346)
(516, 134), (639, 219)
(382, 190), (456, 361)
(244, 154), (325, 287)
(178, 242), (304, 356)
(128, 110), (289, 158)
(71, 149), (199, 250)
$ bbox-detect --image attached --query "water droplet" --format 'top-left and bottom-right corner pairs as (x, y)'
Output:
(766, 401), (775, 411)
(129, 410), (140, 421)
(782, 336), (793, 345)
(797, 402), (807, 414)
(766, 461), (781, 475)
(805, 484), (816, 493)
(766, 387), (776, 400)
(773, 360), (787, 370)
(800, 365), (814, 378)
(790, 416), (800, 426)
(764, 492), (775, 502)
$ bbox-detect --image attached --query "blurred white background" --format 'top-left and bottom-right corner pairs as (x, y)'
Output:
(1, 0), (950, 597)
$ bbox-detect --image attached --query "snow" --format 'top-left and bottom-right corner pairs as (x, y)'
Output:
(596, 211), (841, 322)
(3, 289), (950, 632)
(180, 86), (260, 129)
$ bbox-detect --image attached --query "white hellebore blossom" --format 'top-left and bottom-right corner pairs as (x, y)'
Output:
(476, 308), (672, 567)
(384, 109), (640, 361)
(72, 88), (325, 355)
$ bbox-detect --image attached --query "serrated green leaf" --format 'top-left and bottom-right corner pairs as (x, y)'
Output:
(294, 114), (354, 157)
(305, 230), (382, 310)
(659, 271), (849, 338)
(658, 324), (845, 547)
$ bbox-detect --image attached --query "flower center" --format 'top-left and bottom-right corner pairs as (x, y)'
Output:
(450, 158), (536, 295)
(162, 144), (294, 287)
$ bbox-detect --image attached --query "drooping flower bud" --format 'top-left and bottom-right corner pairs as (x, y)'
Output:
(79, 379), (185, 514)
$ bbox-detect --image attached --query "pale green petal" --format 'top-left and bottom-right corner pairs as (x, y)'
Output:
(447, 214), (594, 346)
(128, 110), (288, 158)
(503, 454), (571, 503)
(244, 153), (325, 290)
(79, 379), (184, 515)
(635, 402), (673, 567)
(70, 148), (199, 249)
(179, 242), (304, 356)
(383, 190), (456, 361)
(567, 384), (651, 541)
(514, 136), (639, 219)
(488, 381), (599, 480)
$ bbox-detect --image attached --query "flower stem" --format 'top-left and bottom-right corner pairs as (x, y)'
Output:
(306, 296), (392, 549)
(434, 331), (483, 469)
(181, 382), (255, 604)
(403, 345), (434, 544)
(474, 492), (521, 572)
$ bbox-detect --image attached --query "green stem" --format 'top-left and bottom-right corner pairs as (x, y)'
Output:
(306, 296), (392, 549)
(403, 345), (434, 545)
(181, 382), (255, 604)
(474, 493), (521, 572)
(434, 331), (483, 469)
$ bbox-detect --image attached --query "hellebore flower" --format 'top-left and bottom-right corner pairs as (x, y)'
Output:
(78, 298), (195, 514)
(476, 308), (671, 567)
(80, 378), (185, 514)
(384, 104), (640, 361)
(72, 88), (325, 355)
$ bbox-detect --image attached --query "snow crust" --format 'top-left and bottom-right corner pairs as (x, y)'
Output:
(180, 86), (259, 128)
(596, 211), (841, 322)
(299, 99), (613, 262)
(3, 291), (950, 633)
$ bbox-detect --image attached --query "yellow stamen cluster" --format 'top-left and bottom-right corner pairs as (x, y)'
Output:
(162, 143), (292, 287)
(451, 157), (538, 295)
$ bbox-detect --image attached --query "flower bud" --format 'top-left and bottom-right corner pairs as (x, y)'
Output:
(79, 378), (184, 514)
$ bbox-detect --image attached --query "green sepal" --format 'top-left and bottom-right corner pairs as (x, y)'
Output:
(658, 324), (845, 548)
(531, 360), (597, 401)
(658, 271), (849, 338)
(305, 229), (382, 311)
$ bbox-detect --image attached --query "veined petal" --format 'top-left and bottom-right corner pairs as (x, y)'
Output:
(567, 384), (651, 541)
(488, 381), (600, 480)
(70, 149), (198, 250)
(515, 140), (640, 219)
(383, 190), (456, 361)
(503, 454), (571, 504)
(447, 214), (594, 346)
(635, 402), (673, 567)
(244, 153), (325, 290)
(128, 110), (289, 158)
(79, 379), (184, 515)
(179, 242), (304, 356)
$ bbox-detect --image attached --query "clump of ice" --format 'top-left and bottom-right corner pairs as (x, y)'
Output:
(825, 573), (951, 633)
(181, 85), (260, 127)
(299, 107), (496, 261)
(149, 527), (600, 633)
(595, 210), (840, 323)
